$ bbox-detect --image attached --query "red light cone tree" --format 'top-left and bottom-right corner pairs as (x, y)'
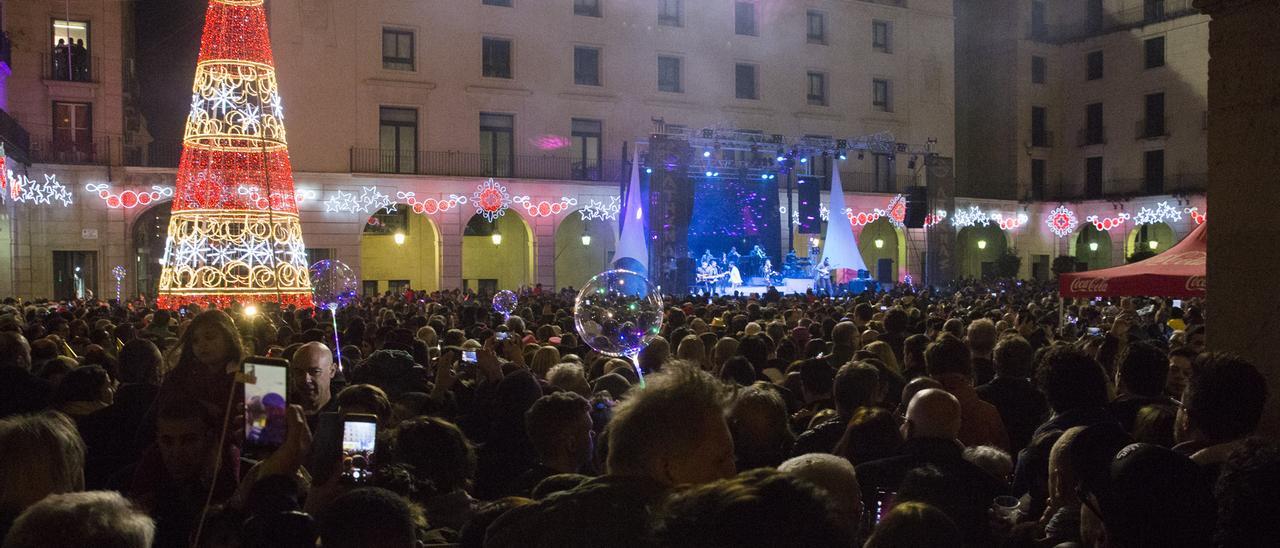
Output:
(157, 0), (312, 309)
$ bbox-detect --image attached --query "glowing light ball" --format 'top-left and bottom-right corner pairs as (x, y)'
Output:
(309, 259), (358, 310)
(574, 270), (664, 362)
(492, 290), (519, 319)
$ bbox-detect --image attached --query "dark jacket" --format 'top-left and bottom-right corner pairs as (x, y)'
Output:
(1106, 393), (1177, 433)
(976, 376), (1049, 456)
(484, 474), (667, 547)
(0, 367), (51, 418)
(856, 437), (1008, 544)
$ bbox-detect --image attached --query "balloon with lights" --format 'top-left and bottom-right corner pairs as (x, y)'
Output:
(574, 269), (664, 386)
(309, 259), (359, 366)
(492, 290), (519, 321)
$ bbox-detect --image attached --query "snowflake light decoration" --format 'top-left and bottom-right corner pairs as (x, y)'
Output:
(512, 196), (576, 217)
(1185, 207), (1206, 225)
(1085, 213), (1130, 232)
(85, 183), (174, 209)
(884, 194), (908, 227)
(472, 178), (512, 222)
(1046, 205), (1079, 238)
(580, 197), (622, 221)
(398, 191), (468, 215)
(1133, 201), (1183, 226)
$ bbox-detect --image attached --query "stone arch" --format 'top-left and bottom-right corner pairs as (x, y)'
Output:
(1071, 224), (1113, 271)
(129, 200), (174, 299)
(461, 211), (535, 292)
(360, 204), (441, 295)
(955, 225), (1008, 279)
(1125, 222), (1175, 258)
(857, 217), (905, 283)
(555, 212), (616, 292)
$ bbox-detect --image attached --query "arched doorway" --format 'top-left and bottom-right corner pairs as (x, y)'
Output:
(555, 213), (616, 291)
(131, 201), (173, 299)
(1072, 225), (1113, 271)
(359, 204), (441, 295)
(956, 225), (1008, 279)
(1126, 222), (1175, 258)
(462, 212), (534, 292)
(857, 217), (904, 283)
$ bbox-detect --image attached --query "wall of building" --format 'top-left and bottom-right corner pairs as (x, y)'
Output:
(267, 0), (956, 177)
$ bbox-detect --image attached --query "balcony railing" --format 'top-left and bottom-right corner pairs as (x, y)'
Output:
(1078, 127), (1107, 147)
(41, 53), (100, 83)
(29, 137), (109, 165)
(1028, 0), (1198, 43)
(0, 109), (32, 164)
(350, 148), (626, 181)
(1136, 118), (1169, 140)
(1030, 131), (1054, 148)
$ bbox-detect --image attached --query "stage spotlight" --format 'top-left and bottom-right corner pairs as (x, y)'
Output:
(776, 155), (786, 162)
(645, 167), (653, 174)
(712, 171), (720, 177)
(799, 157), (808, 164)
(703, 150), (712, 158)
(839, 153), (847, 160)
(761, 174), (770, 180)
(706, 171), (714, 177)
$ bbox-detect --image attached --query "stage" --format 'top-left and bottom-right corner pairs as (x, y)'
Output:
(692, 277), (816, 296)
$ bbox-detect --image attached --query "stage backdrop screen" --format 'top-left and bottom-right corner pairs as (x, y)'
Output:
(687, 176), (781, 275)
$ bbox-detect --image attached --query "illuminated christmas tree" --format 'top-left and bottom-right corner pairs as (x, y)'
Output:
(157, 0), (312, 309)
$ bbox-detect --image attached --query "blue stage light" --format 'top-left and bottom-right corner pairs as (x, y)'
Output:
(703, 150), (712, 158)
(799, 157), (808, 164)
(705, 171), (713, 177)
(645, 168), (653, 174)
(839, 153), (847, 160)
(776, 156), (785, 162)
(761, 174), (769, 180)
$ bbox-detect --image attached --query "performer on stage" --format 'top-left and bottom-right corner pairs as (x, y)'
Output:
(701, 249), (715, 266)
(815, 258), (833, 295)
(750, 245), (768, 277)
(728, 247), (741, 266)
(729, 264), (743, 289)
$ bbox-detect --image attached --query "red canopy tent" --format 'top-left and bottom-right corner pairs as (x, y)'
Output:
(1060, 221), (1207, 298)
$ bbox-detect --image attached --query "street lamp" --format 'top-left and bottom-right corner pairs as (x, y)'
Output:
(393, 231), (406, 245)
(492, 230), (503, 245)
(1089, 242), (1099, 252)
(581, 233), (592, 246)
(874, 239), (884, 249)
(977, 240), (987, 250)
(1148, 240), (1158, 250)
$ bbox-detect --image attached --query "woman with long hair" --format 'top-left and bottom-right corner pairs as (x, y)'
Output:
(158, 309), (246, 420)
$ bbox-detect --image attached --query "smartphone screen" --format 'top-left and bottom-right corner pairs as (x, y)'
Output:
(1172, 299), (1183, 308)
(873, 489), (897, 526)
(1088, 327), (1102, 336)
(341, 415), (378, 483)
(243, 358), (289, 451)
(462, 350), (477, 363)
(495, 331), (509, 342)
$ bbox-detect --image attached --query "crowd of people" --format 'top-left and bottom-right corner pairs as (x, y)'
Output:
(0, 279), (1274, 547)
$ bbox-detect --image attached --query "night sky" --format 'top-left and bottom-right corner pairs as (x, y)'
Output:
(135, 0), (205, 143)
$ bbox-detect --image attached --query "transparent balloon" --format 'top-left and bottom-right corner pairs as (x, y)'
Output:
(309, 259), (359, 311)
(492, 290), (519, 319)
(574, 269), (664, 364)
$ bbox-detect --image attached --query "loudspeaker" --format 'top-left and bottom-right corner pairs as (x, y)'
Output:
(904, 186), (928, 228)
(797, 176), (822, 234)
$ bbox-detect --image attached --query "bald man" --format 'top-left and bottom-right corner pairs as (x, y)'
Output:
(289, 342), (337, 415)
(855, 388), (1008, 543)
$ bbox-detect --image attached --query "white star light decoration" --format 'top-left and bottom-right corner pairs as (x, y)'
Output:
(579, 197), (622, 221)
(7, 172), (73, 207)
(1132, 201), (1183, 226)
(952, 205), (993, 228)
(324, 186), (395, 214)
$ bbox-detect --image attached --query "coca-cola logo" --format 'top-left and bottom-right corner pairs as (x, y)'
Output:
(1185, 276), (1207, 292)
(1148, 251), (1206, 267)
(1070, 278), (1109, 293)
